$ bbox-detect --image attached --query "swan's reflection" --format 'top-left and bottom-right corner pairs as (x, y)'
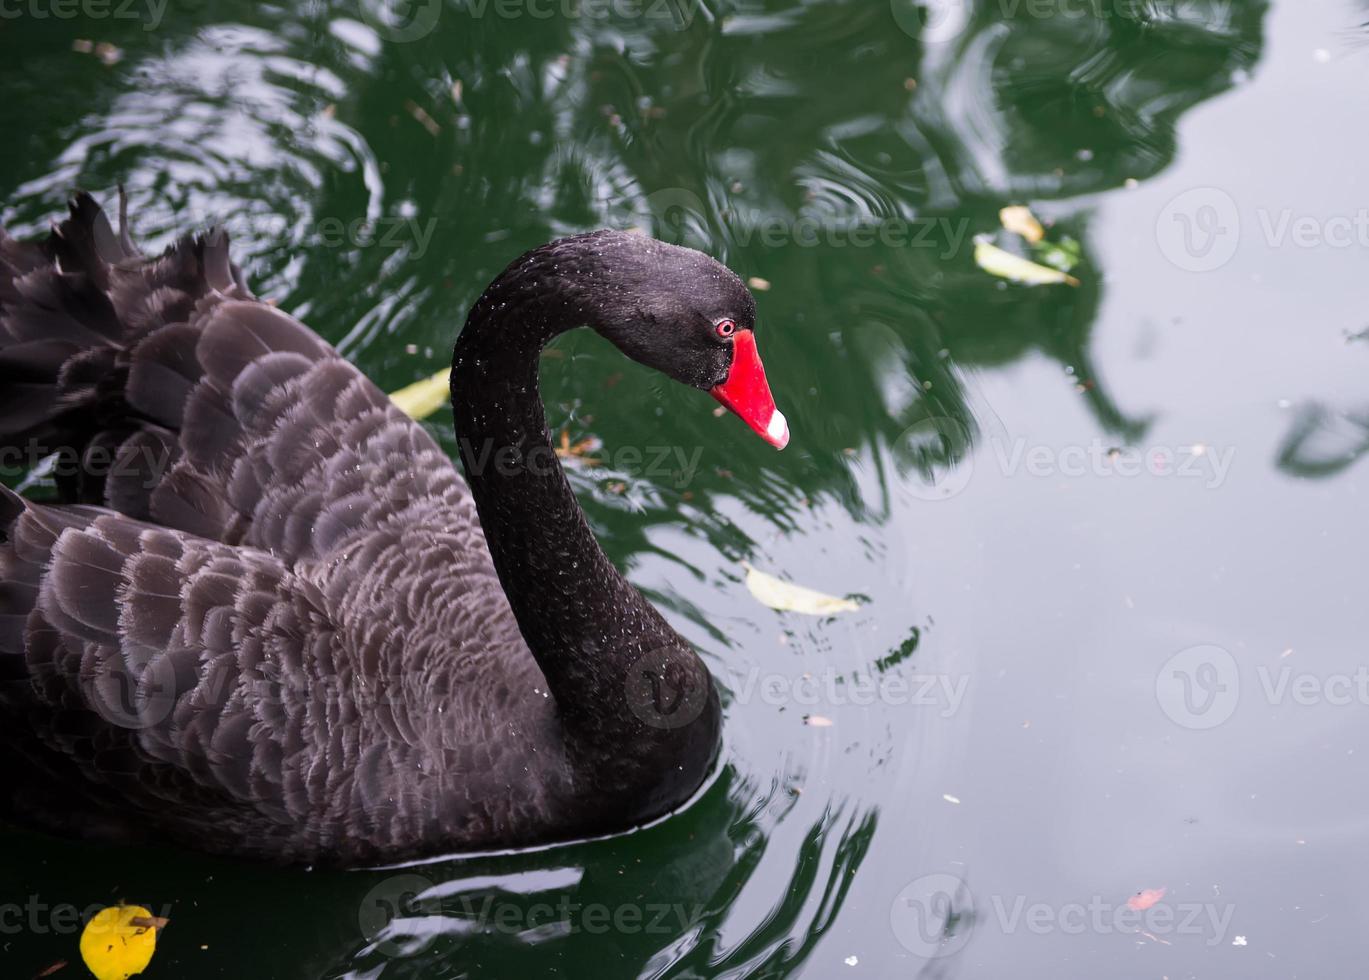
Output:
(337, 767), (879, 979)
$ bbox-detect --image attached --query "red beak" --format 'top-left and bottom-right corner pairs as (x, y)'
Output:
(710, 330), (789, 450)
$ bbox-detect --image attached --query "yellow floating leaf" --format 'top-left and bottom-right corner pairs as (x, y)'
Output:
(80, 906), (165, 980)
(389, 368), (451, 420)
(743, 562), (860, 615)
(973, 238), (1079, 287)
(998, 205), (1045, 244)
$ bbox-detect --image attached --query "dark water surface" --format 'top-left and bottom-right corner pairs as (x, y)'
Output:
(3, 0), (1369, 976)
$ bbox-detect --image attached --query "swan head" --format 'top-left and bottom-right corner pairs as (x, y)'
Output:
(567, 231), (789, 450)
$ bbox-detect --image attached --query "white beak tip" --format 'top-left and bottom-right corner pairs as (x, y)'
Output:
(767, 409), (790, 449)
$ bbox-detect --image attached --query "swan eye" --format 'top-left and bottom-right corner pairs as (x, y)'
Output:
(715, 319), (737, 338)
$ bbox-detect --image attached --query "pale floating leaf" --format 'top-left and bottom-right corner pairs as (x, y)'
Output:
(974, 238), (1079, 287)
(743, 562), (860, 615)
(389, 368), (451, 420)
(80, 906), (165, 980)
(805, 714), (835, 727)
(999, 205), (1045, 244)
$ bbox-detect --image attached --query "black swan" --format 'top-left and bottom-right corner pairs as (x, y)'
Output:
(0, 194), (788, 866)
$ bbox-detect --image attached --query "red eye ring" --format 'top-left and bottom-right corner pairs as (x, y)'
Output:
(716, 319), (737, 338)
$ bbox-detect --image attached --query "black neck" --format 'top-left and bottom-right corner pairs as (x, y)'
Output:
(449, 239), (719, 796)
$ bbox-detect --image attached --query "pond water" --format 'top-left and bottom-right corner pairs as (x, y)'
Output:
(3, 0), (1369, 976)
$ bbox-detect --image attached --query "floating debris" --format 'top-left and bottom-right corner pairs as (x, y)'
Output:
(389, 368), (451, 419)
(80, 906), (167, 980)
(555, 430), (603, 466)
(974, 238), (1080, 287)
(403, 99), (441, 137)
(1126, 887), (1166, 911)
(72, 40), (123, 65)
(743, 562), (861, 615)
(999, 205), (1045, 244)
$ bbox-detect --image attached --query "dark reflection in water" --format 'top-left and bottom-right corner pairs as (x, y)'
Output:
(1277, 400), (1369, 478)
(0, 0), (1270, 977)
(337, 772), (876, 979)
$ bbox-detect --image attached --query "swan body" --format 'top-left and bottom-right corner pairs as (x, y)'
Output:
(0, 195), (785, 865)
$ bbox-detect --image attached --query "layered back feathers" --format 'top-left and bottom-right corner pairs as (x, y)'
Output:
(0, 195), (550, 864)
